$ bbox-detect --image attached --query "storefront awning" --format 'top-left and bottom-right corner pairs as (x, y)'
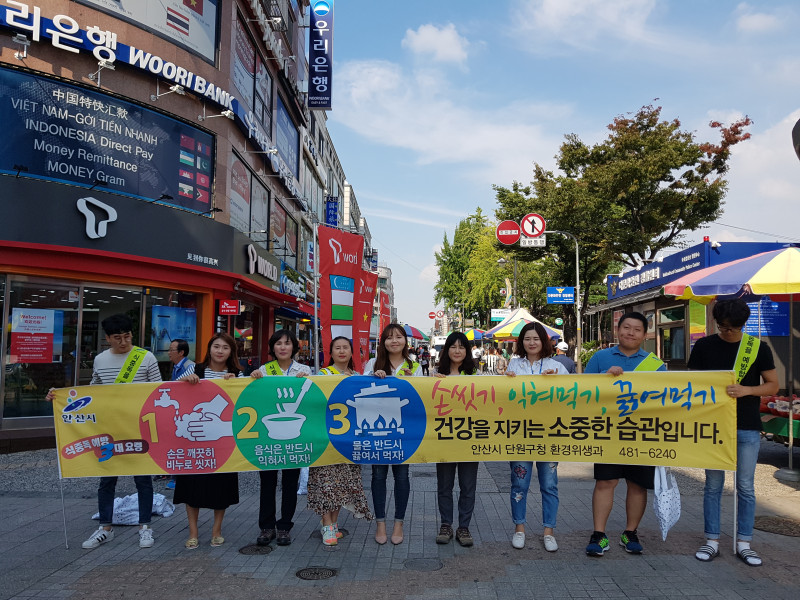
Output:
(584, 287), (664, 315)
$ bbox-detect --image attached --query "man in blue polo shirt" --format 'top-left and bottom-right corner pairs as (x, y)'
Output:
(584, 312), (666, 557)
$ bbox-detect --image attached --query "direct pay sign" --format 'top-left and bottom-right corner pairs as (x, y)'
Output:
(496, 214), (546, 247)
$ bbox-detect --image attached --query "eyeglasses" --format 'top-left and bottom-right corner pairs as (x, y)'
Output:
(717, 325), (742, 333)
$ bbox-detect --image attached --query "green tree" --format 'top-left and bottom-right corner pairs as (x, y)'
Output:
(495, 103), (751, 343)
(434, 208), (488, 314)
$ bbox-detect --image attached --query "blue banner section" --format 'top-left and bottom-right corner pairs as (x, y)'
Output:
(308, 0), (333, 109)
(326, 196), (339, 226)
(547, 287), (575, 304)
(0, 66), (214, 210)
(744, 298), (790, 336)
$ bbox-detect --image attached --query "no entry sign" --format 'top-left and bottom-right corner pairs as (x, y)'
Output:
(496, 220), (521, 245)
(521, 213), (546, 238)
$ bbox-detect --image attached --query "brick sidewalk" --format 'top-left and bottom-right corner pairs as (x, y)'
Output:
(2, 458), (799, 599)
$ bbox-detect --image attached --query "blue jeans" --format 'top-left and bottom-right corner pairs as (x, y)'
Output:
(510, 461), (558, 528)
(98, 476), (153, 526)
(436, 462), (479, 528)
(703, 429), (760, 541)
(371, 464), (410, 521)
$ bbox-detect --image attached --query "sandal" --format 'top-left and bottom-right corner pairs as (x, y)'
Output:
(695, 544), (719, 562)
(185, 538), (198, 550)
(210, 536), (224, 547)
(737, 548), (762, 567)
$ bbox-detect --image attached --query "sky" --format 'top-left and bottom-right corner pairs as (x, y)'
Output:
(323, 0), (800, 332)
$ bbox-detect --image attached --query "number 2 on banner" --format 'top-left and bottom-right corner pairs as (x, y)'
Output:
(141, 412), (158, 443)
(328, 403), (350, 435)
(236, 407), (259, 439)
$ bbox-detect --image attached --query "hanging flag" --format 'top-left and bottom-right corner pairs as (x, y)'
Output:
(318, 225), (365, 370)
(353, 270), (378, 368)
(379, 291), (391, 334)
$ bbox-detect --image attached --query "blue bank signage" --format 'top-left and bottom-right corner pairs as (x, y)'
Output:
(308, 0), (334, 109)
(547, 287), (575, 304)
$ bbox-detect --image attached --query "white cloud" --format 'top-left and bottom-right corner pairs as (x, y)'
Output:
(402, 23), (469, 66)
(512, 0), (657, 47)
(419, 263), (438, 283)
(331, 60), (567, 186)
(734, 3), (783, 34)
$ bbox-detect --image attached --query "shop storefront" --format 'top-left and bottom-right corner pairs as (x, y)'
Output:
(586, 240), (795, 371)
(1, 177), (314, 436)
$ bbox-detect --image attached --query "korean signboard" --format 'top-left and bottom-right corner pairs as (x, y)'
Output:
(308, 0), (333, 109)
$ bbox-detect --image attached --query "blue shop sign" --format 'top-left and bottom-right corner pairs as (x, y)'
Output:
(743, 298), (790, 336)
(547, 287), (575, 304)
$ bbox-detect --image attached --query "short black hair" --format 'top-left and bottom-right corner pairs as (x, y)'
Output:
(712, 298), (750, 328)
(269, 329), (299, 358)
(101, 314), (133, 336)
(173, 339), (190, 358)
(618, 312), (648, 330)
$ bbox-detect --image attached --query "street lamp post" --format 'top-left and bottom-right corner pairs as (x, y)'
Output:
(547, 230), (582, 374)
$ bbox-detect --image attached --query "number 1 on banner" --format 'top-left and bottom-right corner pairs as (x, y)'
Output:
(141, 412), (158, 443)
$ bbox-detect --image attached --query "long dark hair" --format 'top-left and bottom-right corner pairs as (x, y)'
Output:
(328, 336), (355, 371)
(200, 332), (242, 374)
(438, 331), (476, 375)
(513, 322), (554, 359)
(375, 323), (412, 373)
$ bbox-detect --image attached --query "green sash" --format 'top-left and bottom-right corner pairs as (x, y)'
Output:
(734, 333), (760, 384)
(114, 347), (147, 384)
(396, 361), (420, 377)
(262, 360), (283, 376)
(633, 352), (665, 372)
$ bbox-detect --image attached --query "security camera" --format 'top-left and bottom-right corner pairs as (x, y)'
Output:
(710, 241), (722, 249)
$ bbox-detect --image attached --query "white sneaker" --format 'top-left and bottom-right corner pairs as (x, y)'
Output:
(139, 525), (154, 548)
(511, 531), (525, 549)
(543, 534), (558, 552)
(82, 527), (114, 549)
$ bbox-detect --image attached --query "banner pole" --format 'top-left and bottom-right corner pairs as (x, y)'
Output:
(313, 218), (320, 373)
(732, 470), (738, 555)
(58, 475), (69, 549)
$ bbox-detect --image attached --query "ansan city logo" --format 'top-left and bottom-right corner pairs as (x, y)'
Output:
(312, 1), (331, 16)
(63, 389), (93, 413)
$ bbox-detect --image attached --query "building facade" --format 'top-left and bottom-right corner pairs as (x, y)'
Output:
(0, 1), (377, 439)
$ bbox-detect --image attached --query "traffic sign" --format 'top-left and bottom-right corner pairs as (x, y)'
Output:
(496, 220), (521, 245)
(428, 311), (436, 319)
(520, 235), (546, 247)
(555, 318), (564, 326)
(436, 310), (444, 318)
(520, 213), (546, 238)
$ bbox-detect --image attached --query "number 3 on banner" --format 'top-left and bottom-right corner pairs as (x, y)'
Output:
(141, 412), (158, 443)
(236, 407), (259, 439)
(328, 403), (350, 435)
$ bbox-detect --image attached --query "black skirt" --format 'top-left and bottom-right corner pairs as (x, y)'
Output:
(173, 472), (239, 510)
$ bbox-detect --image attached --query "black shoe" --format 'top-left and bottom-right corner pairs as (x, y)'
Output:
(257, 528), (276, 546)
(276, 530), (291, 546)
(436, 524), (454, 544)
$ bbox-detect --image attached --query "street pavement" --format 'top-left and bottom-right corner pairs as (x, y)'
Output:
(1, 442), (799, 600)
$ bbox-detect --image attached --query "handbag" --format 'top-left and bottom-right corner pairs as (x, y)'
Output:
(652, 466), (681, 540)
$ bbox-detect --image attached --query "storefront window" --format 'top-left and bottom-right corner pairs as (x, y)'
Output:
(234, 301), (262, 375)
(144, 288), (199, 380)
(3, 278), (79, 418)
(660, 327), (686, 361)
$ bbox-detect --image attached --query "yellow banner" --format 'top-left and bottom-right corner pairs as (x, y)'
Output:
(53, 371), (737, 478)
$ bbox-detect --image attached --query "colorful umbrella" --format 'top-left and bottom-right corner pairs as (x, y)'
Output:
(464, 328), (486, 341)
(403, 324), (429, 341)
(663, 247), (800, 302)
(486, 318), (562, 341)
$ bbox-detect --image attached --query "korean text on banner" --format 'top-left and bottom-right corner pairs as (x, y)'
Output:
(53, 371), (737, 478)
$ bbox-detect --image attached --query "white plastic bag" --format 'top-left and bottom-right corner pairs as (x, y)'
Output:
(652, 466), (681, 541)
(92, 492), (175, 525)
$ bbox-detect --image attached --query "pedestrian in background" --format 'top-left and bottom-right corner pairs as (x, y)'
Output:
(552, 341), (576, 374)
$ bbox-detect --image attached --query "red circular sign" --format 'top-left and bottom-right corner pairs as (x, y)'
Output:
(496, 220), (521, 245)
(428, 311), (436, 319)
(521, 213), (546, 238)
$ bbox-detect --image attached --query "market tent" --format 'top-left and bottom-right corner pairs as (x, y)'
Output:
(485, 307), (562, 340)
(464, 328), (486, 341)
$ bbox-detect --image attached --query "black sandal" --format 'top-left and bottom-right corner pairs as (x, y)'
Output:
(737, 548), (762, 567)
(695, 544), (719, 562)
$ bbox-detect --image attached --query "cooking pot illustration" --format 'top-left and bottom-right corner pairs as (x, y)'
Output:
(346, 382), (409, 437)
